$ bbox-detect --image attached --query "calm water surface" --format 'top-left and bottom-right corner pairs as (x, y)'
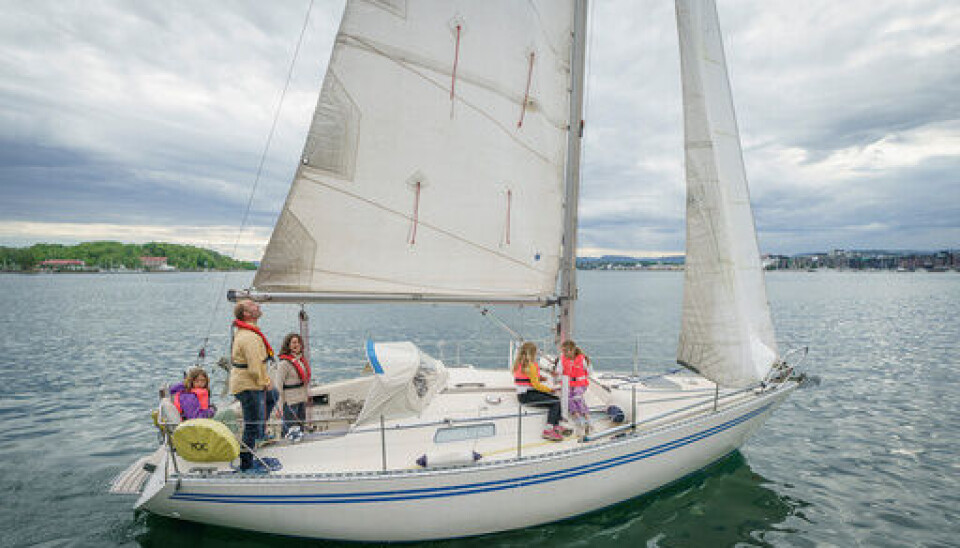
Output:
(1, 271), (957, 547)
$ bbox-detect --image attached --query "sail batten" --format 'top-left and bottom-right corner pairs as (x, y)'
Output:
(255, 1), (576, 299)
(676, 0), (778, 388)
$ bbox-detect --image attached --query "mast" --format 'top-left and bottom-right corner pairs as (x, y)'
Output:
(558, 0), (588, 344)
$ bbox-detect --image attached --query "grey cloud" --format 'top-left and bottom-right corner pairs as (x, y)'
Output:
(0, 0), (956, 257)
(0, 1), (341, 234)
(751, 153), (960, 253)
(724, 0), (960, 155)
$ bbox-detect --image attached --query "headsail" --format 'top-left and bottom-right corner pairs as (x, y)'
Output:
(676, 0), (778, 387)
(255, 1), (577, 301)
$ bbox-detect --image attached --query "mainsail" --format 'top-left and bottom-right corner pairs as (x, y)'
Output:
(676, 0), (779, 387)
(255, 1), (577, 300)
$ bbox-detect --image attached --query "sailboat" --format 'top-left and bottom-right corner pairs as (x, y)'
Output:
(111, 0), (804, 541)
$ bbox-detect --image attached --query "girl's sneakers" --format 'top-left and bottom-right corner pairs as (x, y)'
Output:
(542, 428), (563, 442)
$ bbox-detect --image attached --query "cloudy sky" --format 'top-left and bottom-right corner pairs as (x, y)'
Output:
(1, 0), (957, 260)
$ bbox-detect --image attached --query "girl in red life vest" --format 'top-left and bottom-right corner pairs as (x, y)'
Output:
(278, 333), (311, 436)
(561, 340), (593, 435)
(513, 341), (565, 441)
(170, 368), (216, 420)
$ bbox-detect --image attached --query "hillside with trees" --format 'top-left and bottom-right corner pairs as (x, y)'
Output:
(0, 241), (256, 271)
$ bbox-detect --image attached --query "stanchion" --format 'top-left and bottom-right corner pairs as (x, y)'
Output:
(380, 415), (387, 471)
(516, 403), (523, 458)
(631, 335), (640, 431)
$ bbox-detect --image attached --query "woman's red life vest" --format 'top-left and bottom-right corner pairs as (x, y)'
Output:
(279, 353), (311, 386)
(562, 354), (589, 387)
(233, 320), (275, 360)
(173, 388), (210, 415)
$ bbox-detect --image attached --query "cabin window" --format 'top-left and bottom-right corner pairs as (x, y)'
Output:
(433, 423), (496, 444)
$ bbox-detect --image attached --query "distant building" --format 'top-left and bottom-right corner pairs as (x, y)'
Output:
(934, 250), (953, 271)
(140, 256), (175, 271)
(762, 254), (791, 270)
(39, 259), (86, 271)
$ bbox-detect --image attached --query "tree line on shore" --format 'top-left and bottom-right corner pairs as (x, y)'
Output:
(0, 241), (256, 271)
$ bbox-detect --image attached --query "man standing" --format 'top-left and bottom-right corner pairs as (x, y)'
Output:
(230, 299), (279, 472)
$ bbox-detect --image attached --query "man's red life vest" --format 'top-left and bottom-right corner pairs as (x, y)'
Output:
(233, 320), (275, 361)
(173, 388), (210, 415)
(279, 353), (311, 386)
(562, 354), (589, 387)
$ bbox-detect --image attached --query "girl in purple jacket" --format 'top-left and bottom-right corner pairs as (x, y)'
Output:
(170, 368), (217, 420)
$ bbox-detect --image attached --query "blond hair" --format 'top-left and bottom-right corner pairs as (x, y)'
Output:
(513, 341), (538, 374)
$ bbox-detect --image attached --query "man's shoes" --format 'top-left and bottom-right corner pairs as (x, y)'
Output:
(236, 456), (282, 474)
(239, 461), (270, 474)
(558, 425), (574, 437)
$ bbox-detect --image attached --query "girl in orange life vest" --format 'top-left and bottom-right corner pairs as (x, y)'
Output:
(513, 341), (565, 441)
(278, 333), (310, 436)
(170, 368), (216, 420)
(561, 340), (593, 435)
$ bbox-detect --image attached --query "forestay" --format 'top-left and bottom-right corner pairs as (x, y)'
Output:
(255, 1), (577, 300)
(675, 0), (778, 388)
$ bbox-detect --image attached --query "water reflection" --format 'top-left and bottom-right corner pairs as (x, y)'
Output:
(132, 452), (808, 548)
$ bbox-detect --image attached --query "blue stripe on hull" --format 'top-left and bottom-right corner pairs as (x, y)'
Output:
(170, 402), (774, 505)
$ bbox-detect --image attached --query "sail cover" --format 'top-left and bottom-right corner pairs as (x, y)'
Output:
(675, 0), (778, 387)
(255, 1), (576, 299)
(354, 341), (448, 426)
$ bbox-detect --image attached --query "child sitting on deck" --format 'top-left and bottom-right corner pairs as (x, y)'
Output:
(560, 340), (593, 436)
(170, 368), (217, 420)
(513, 342), (566, 441)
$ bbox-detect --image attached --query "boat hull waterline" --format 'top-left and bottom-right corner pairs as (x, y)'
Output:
(137, 382), (795, 541)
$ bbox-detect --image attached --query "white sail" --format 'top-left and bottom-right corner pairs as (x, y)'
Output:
(255, 0), (576, 300)
(675, 0), (778, 388)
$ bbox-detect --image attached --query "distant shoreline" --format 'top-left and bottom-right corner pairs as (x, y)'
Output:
(0, 269), (252, 274)
(4, 267), (957, 275)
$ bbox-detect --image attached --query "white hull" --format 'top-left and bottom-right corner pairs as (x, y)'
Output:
(136, 380), (795, 541)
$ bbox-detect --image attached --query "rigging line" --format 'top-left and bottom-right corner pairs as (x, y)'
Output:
(298, 169), (550, 275)
(478, 307), (525, 342)
(198, 0), (316, 352)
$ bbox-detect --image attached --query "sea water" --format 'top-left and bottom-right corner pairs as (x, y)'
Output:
(0, 270), (956, 547)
